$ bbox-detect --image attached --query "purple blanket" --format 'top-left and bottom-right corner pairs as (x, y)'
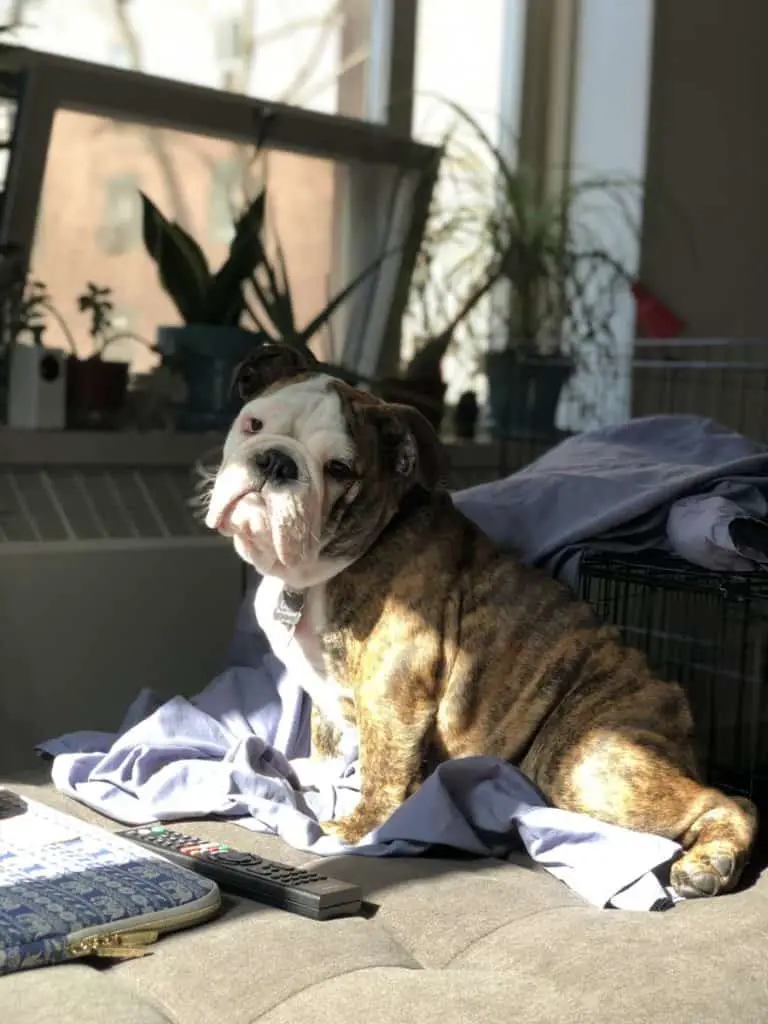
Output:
(39, 661), (680, 913)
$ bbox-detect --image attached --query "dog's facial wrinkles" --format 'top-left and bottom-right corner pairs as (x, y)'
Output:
(205, 345), (444, 589)
(205, 374), (351, 584)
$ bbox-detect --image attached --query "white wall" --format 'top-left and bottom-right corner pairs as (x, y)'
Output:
(640, 0), (768, 340)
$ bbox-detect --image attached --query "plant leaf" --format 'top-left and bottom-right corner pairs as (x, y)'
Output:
(245, 269), (282, 336)
(204, 191), (268, 325)
(140, 192), (210, 323)
(271, 233), (296, 335)
(246, 212), (297, 339)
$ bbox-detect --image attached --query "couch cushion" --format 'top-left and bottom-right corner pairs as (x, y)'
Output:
(2, 964), (173, 1024)
(255, 962), (768, 1024)
(1, 773), (766, 1024)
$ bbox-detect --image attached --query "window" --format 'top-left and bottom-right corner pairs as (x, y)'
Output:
(98, 173), (141, 255)
(0, 47), (436, 390)
(28, 111), (351, 371)
(214, 13), (246, 90)
(106, 40), (132, 71)
(3, 0), (383, 120)
(208, 159), (240, 244)
(408, 0), (525, 405)
(0, 96), (15, 186)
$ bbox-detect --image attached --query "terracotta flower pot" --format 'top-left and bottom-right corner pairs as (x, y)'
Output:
(66, 356), (129, 431)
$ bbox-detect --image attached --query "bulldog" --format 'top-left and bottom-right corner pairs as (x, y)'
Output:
(204, 341), (757, 898)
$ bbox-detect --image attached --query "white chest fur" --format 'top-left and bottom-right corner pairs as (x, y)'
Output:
(254, 574), (351, 731)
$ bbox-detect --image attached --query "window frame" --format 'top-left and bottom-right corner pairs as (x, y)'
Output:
(0, 43), (438, 378)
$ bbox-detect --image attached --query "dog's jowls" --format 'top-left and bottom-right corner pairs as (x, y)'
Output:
(205, 341), (757, 899)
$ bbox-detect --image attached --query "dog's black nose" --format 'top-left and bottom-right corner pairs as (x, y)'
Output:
(253, 448), (299, 484)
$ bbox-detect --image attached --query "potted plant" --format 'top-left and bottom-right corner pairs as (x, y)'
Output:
(140, 190), (268, 431)
(463, 107), (636, 437)
(66, 282), (132, 430)
(141, 182), (396, 431)
(5, 277), (71, 430)
(409, 103), (638, 439)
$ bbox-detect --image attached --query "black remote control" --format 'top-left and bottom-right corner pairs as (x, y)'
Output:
(118, 825), (362, 921)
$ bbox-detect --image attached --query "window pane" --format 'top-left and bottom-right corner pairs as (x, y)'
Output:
(4, 0), (376, 118)
(0, 94), (15, 190)
(409, 0), (519, 410)
(412, 0), (509, 148)
(29, 108), (338, 372)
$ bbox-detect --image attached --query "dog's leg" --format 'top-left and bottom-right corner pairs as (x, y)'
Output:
(321, 692), (433, 845)
(311, 705), (343, 760)
(530, 728), (757, 898)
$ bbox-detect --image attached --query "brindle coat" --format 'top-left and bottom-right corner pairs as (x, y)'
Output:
(235, 343), (757, 899)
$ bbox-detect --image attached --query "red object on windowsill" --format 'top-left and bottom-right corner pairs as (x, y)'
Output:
(632, 281), (685, 339)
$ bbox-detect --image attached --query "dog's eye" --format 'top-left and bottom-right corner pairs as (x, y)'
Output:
(244, 417), (263, 434)
(325, 459), (356, 482)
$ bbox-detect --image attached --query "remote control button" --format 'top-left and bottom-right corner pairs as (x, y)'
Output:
(150, 826), (167, 834)
(210, 850), (261, 866)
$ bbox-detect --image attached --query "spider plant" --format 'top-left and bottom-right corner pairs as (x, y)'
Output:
(437, 99), (640, 363)
(402, 99), (644, 434)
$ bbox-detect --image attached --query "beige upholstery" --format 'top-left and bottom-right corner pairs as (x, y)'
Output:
(1, 775), (766, 1024)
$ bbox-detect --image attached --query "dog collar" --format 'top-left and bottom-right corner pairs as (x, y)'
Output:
(274, 587), (305, 628)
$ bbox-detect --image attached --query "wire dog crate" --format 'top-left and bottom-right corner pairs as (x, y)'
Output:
(632, 339), (768, 442)
(579, 551), (768, 805)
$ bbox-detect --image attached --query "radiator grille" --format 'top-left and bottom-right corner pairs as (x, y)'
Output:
(0, 467), (207, 543)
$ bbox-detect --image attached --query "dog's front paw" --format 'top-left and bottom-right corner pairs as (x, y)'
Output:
(321, 807), (380, 845)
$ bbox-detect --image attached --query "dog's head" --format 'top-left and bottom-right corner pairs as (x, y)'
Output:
(204, 342), (445, 587)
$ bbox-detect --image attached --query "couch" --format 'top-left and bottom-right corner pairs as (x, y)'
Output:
(1, 770), (766, 1024)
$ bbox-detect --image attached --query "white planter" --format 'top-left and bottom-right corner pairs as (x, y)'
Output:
(7, 343), (67, 430)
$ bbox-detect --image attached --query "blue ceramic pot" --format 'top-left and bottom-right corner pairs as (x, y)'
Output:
(156, 325), (263, 432)
(485, 350), (573, 439)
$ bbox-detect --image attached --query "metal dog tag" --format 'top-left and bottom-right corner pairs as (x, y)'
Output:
(274, 587), (305, 628)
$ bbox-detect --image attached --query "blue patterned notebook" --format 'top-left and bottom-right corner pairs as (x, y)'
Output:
(0, 789), (220, 975)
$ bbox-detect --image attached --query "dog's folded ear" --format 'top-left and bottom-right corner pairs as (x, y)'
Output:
(366, 403), (447, 490)
(234, 341), (318, 401)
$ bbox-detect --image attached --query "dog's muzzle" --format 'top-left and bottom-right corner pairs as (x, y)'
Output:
(205, 440), (306, 528)
(251, 448), (299, 486)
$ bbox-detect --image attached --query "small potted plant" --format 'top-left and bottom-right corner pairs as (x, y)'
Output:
(5, 277), (72, 430)
(140, 190), (269, 432)
(66, 282), (131, 430)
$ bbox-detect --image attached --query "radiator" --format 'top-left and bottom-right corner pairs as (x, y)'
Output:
(0, 459), (242, 773)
